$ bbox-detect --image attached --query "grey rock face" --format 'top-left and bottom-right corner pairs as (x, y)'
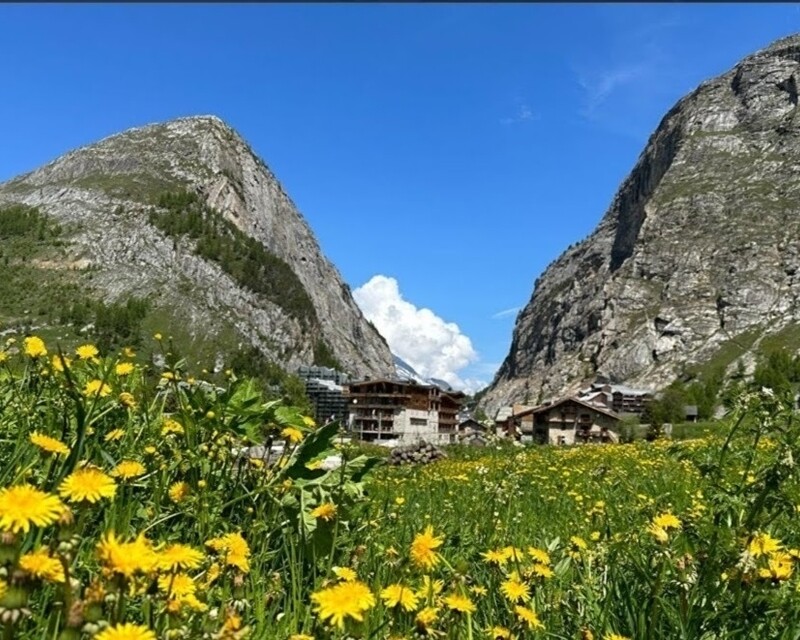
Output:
(0, 115), (394, 378)
(482, 34), (800, 416)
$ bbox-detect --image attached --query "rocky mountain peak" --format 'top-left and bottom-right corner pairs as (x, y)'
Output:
(482, 33), (800, 416)
(0, 115), (394, 379)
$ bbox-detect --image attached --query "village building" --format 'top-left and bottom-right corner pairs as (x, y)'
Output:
(578, 382), (653, 415)
(506, 397), (621, 445)
(455, 417), (490, 445)
(344, 379), (465, 445)
(297, 366), (350, 426)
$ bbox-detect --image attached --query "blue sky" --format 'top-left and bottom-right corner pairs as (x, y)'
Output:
(2, 4), (799, 391)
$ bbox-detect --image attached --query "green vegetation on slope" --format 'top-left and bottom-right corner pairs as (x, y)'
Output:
(0, 202), (313, 408)
(150, 190), (318, 328)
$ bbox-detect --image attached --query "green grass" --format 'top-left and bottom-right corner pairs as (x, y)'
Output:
(684, 328), (761, 380)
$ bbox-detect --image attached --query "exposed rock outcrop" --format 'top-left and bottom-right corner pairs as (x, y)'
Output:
(483, 34), (800, 415)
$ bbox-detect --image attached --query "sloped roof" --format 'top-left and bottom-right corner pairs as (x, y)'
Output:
(513, 396), (621, 421)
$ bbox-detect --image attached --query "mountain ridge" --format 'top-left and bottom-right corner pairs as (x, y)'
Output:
(482, 33), (800, 415)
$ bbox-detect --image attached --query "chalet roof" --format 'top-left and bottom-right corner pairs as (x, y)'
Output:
(346, 378), (442, 392)
(513, 396), (622, 421)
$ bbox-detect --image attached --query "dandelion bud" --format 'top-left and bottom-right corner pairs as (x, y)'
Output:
(66, 600), (84, 628)
(0, 532), (16, 547)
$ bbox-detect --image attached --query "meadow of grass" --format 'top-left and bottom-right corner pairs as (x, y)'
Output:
(0, 335), (799, 640)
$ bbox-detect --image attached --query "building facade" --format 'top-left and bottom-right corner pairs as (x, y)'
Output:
(579, 382), (653, 415)
(507, 397), (621, 445)
(296, 366), (349, 426)
(345, 379), (464, 445)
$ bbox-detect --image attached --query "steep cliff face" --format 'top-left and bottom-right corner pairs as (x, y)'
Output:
(483, 34), (800, 415)
(0, 115), (394, 378)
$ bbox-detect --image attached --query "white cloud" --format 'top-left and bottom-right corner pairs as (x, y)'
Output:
(491, 306), (521, 319)
(578, 63), (651, 119)
(501, 102), (536, 125)
(353, 275), (486, 393)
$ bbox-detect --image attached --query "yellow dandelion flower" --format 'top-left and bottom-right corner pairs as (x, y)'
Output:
(115, 361), (134, 376)
(158, 572), (196, 597)
(29, 431), (69, 456)
(51, 354), (71, 372)
(417, 575), (444, 599)
(758, 551), (793, 581)
(0, 485), (64, 533)
(169, 592), (207, 613)
(205, 532), (250, 573)
(380, 583), (419, 611)
(444, 593), (476, 614)
(748, 532), (782, 557)
(23, 336), (47, 358)
(112, 460), (147, 480)
(75, 344), (99, 360)
(410, 525), (443, 569)
(161, 418), (184, 436)
(500, 575), (530, 603)
(281, 426), (304, 443)
(96, 531), (159, 578)
(570, 536), (588, 550)
(83, 379), (112, 398)
(415, 606), (439, 629)
(529, 563), (554, 579)
(310, 502), (337, 522)
(502, 546), (525, 562)
(652, 512), (681, 531)
(482, 548), (510, 565)
(203, 562), (222, 588)
(169, 481), (190, 504)
(105, 428), (126, 442)
(59, 467), (117, 503)
(647, 523), (669, 543)
(515, 605), (544, 630)
(158, 544), (204, 571)
(527, 547), (551, 565)
(311, 579), (375, 629)
(118, 392), (137, 408)
(332, 566), (357, 582)
(94, 623), (156, 640)
(18, 548), (65, 583)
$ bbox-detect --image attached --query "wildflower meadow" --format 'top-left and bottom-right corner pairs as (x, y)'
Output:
(0, 336), (799, 639)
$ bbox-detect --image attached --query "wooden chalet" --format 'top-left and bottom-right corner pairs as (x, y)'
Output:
(344, 378), (465, 444)
(507, 396), (621, 445)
